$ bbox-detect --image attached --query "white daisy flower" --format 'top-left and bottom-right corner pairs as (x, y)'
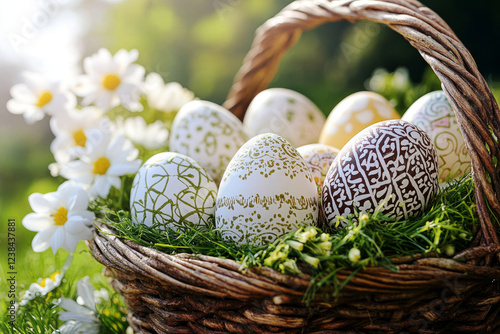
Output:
(114, 115), (168, 149)
(22, 182), (95, 254)
(50, 107), (109, 164)
(75, 48), (145, 112)
(19, 254), (73, 306)
(19, 271), (63, 306)
(144, 72), (195, 112)
(60, 132), (141, 197)
(6, 71), (76, 124)
(55, 276), (100, 334)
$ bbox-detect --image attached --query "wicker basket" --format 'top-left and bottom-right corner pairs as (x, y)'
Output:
(88, 0), (500, 333)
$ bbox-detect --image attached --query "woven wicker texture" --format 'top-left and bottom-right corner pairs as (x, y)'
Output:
(89, 0), (500, 333)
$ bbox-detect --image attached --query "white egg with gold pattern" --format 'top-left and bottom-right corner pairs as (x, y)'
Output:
(130, 152), (218, 232)
(216, 133), (319, 245)
(297, 143), (339, 194)
(402, 91), (470, 181)
(243, 88), (326, 148)
(169, 100), (248, 185)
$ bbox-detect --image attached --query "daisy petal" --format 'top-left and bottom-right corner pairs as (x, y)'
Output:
(65, 216), (93, 235)
(28, 192), (58, 213)
(107, 160), (141, 176)
(10, 84), (36, 102)
(77, 277), (96, 311)
(59, 298), (94, 317)
(22, 213), (54, 232)
(90, 176), (112, 197)
(32, 226), (57, 252)
(50, 227), (66, 254)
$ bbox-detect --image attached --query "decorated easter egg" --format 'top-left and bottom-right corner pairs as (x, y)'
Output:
(297, 143), (340, 193)
(216, 133), (319, 245)
(130, 152), (218, 231)
(319, 91), (400, 150)
(322, 120), (439, 227)
(169, 100), (248, 185)
(243, 88), (326, 147)
(402, 90), (470, 181)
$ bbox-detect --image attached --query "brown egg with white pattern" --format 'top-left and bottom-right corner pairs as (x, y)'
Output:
(322, 120), (439, 227)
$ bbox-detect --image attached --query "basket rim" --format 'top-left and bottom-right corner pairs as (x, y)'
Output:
(89, 221), (500, 303)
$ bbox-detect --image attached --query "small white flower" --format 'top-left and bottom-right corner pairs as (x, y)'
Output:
(114, 116), (168, 149)
(56, 276), (100, 334)
(60, 132), (141, 197)
(144, 72), (195, 112)
(50, 107), (108, 164)
(74, 48), (145, 112)
(6, 72), (76, 124)
(20, 271), (63, 306)
(20, 254), (73, 306)
(22, 182), (95, 254)
(295, 226), (318, 243)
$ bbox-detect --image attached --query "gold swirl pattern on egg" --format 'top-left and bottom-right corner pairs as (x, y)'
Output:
(130, 152), (218, 231)
(222, 134), (311, 182)
(169, 100), (248, 185)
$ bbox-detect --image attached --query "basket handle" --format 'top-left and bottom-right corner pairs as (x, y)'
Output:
(223, 0), (500, 252)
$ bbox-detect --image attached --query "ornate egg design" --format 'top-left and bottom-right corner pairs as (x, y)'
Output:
(169, 100), (248, 185)
(322, 120), (439, 227)
(130, 152), (218, 231)
(216, 133), (319, 245)
(319, 91), (400, 150)
(402, 90), (471, 181)
(243, 88), (326, 147)
(297, 143), (339, 194)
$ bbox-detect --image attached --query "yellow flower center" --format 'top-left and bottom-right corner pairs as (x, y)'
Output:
(54, 207), (68, 226)
(93, 157), (110, 175)
(36, 91), (53, 108)
(73, 129), (87, 147)
(102, 74), (121, 90)
(50, 271), (60, 281)
(40, 271), (60, 287)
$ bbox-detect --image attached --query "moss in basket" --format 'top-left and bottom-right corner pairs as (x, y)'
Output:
(91, 174), (477, 304)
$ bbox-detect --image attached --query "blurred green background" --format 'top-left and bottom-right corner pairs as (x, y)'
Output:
(1, 0), (500, 330)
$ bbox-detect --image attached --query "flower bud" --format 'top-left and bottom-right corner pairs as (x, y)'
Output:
(349, 248), (361, 263)
(302, 254), (320, 267)
(287, 240), (304, 251)
(443, 244), (455, 257)
(318, 242), (332, 251)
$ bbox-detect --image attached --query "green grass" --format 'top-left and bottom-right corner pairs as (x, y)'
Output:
(0, 243), (129, 333)
(92, 174), (478, 305)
